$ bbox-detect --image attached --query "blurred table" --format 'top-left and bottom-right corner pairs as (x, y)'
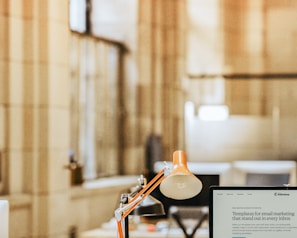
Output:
(80, 227), (209, 238)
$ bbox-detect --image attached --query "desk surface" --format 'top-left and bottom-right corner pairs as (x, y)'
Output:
(80, 227), (209, 238)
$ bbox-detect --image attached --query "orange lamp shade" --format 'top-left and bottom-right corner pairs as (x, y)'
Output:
(159, 150), (202, 200)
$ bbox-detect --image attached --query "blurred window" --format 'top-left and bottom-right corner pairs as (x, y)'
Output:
(69, 33), (122, 179)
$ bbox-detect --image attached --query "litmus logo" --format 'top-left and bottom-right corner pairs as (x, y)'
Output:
(274, 192), (290, 196)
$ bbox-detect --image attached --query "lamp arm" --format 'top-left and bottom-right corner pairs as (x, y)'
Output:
(114, 196), (142, 221)
(128, 168), (165, 204)
(114, 196), (143, 238)
(114, 168), (166, 238)
(122, 169), (165, 220)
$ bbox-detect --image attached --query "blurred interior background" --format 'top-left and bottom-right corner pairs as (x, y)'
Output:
(1, 0), (297, 237)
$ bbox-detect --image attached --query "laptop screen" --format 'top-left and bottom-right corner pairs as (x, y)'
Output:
(209, 186), (297, 238)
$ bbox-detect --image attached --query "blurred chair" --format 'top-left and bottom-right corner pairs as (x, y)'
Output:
(246, 173), (290, 186)
(168, 206), (208, 238)
(232, 160), (296, 186)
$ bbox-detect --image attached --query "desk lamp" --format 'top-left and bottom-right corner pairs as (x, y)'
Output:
(114, 150), (203, 238)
